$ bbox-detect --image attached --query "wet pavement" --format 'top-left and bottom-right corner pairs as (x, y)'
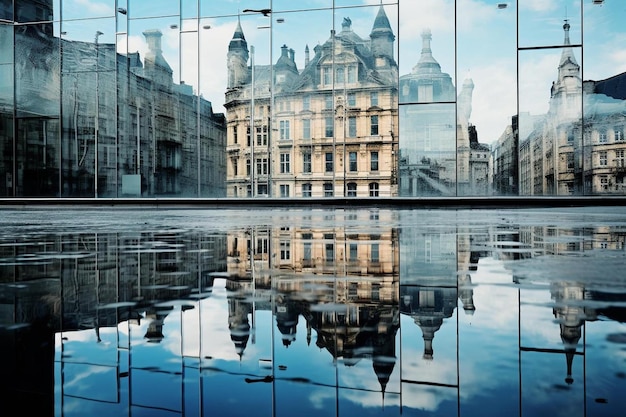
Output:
(1, 206), (625, 416)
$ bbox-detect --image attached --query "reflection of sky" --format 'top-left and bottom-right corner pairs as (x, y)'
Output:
(13, 207), (623, 416)
(52, 0), (626, 146)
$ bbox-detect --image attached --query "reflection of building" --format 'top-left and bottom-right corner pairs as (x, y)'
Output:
(507, 21), (626, 196)
(0, 1), (226, 197)
(399, 30), (490, 196)
(225, 6), (399, 198)
(492, 115), (519, 195)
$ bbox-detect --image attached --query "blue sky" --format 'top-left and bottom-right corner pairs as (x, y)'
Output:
(53, 0), (626, 145)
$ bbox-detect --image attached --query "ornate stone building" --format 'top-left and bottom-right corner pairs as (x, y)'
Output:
(512, 21), (626, 196)
(224, 6), (398, 198)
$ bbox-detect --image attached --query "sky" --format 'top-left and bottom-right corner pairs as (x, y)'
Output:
(54, 0), (626, 146)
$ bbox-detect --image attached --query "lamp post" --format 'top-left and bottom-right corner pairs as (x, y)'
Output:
(94, 30), (103, 198)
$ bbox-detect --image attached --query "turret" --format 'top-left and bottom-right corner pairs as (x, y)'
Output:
(369, 5), (395, 66)
(227, 17), (250, 88)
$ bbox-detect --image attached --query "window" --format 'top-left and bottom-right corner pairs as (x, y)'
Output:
(280, 184), (289, 198)
(280, 153), (290, 173)
(302, 152), (312, 173)
(348, 116), (357, 137)
(325, 152), (333, 172)
(302, 119), (310, 139)
(347, 182), (357, 197)
(616, 149), (625, 167)
(336, 67), (345, 84)
(599, 151), (608, 166)
(370, 151), (379, 171)
(325, 116), (333, 137)
(349, 243), (358, 261)
(347, 65), (356, 83)
(599, 129), (608, 143)
(303, 239), (312, 264)
(369, 182), (379, 197)
(246, 126), (251, 146)
(280, 240), (290, 260)
(347, 92), (356, 107)
(323, 67), (331, 85)
(233, 126), (238, 144)
(279, 120), (290, 140)
(233, 159), (238, 176)
(303, 95), (310, 111)
(600, 176), (609, 191)
(615, 126), (624, 142)
(566, 152), (574, 170)
(349, 151), (357, 172)
(256, 125), (268, 146)
(324, 182), (333, 197)
(256, 158), (268, 175)
(371, 243), (379, 263)
(246, 159), (251, 176)
(370, 115), (379, 135)
(302, 183), (312, 197)
(370, 91), (378, 107)
(325, 95), (333, 109)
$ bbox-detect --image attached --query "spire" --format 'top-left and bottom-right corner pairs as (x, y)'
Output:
(229, 15), (248, 52)
(370, 5), (393, 37)
(559, 19), (578, 68)
(413, 29), (442, 75)
(305, 44), (310, 67)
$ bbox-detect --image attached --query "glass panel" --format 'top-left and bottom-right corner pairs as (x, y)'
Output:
(399, 0), (455, 105)
(272, 0), (331, 12)
(457, 1), (516, 196)
(125, 16), (181, 197)
(128, 0), (179, 19)
(519, 0), (581, 49)
(61, 0), (115, 20)
(399, 103), (456, 196)
(60, 18), (116, 197)
(14, 16), (60, 196)
(221, 10), (274, 197)
(518, 44), (582, 196)
(200, 0), (270, 18)
(332, 5), (398, 198)
(181, 0), (198, 20)
(0, 20), (13, 196)
(582, 1), (626, 196)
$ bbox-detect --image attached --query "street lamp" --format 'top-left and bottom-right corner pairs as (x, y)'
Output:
(94, 30), (103, 198)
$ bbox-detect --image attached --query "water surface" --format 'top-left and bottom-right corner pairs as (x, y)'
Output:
(1, 207), (625, 417)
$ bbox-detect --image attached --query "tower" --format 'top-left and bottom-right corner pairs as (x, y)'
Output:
(369, 4), (396, 69)
(227, 17), (249, 89)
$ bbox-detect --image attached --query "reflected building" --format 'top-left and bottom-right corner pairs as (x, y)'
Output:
(225, 6), (399, 198)
(399, 30), (490, 196)
(507, 21), (626, 196)
(223, 210), (400, 393)
(0, 0), (226, 197)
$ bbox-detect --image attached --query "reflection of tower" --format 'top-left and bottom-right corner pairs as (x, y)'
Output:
(144, 307), (170, 343)
(400, 286), (456, 359)
(226, 16), (249, 89)
(551, 281), (585, 384)
(227, 289), (251, 358)
(458, 273), (476, 315)
(275, 295), (299, 348)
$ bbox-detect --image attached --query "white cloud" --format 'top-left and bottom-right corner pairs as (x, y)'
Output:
(72, 0), (113, 15)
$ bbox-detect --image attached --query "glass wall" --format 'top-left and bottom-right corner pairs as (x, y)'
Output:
(1, 0), (625, 198)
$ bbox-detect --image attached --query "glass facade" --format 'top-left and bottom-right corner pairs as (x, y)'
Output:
(1, 0), (626, 198)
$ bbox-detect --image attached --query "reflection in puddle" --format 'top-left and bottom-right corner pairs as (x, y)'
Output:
(0, 207), (625, 416)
